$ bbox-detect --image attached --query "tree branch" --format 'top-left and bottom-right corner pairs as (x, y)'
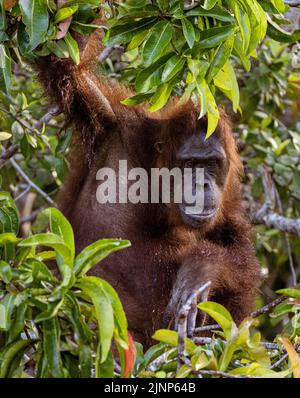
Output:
(33, 106), (60, 130)
(284, 1), (300, 6)
(196, 370), (250, 379)
(249, 169), (300, 236)
(0, 144), (19, 168)
(194, 294), (292, 335)
(10, 158), (57, 206)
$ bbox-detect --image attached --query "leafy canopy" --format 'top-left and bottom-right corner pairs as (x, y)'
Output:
(1, 1), (299, 135)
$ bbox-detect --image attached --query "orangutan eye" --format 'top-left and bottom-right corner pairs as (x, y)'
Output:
(154, 141), (164, 153)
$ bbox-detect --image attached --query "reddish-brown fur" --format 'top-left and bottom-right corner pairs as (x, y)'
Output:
(37, 35), (261, 347)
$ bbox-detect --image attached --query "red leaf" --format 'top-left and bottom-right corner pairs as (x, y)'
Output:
(124, 333), (137, 377)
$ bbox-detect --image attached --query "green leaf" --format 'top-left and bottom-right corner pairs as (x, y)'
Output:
(64, 32), (80, 65)
(0, 132), (11, 141)
(96, 346), (114, 378)
(203, 0), (218, 9)
(8, 304), (28, 343)
(181, 18), (195, 49)
(54, 6), (78, 24)
(64, 292), (92, 345)
(46, 40), (69, 58)
(267, 21), (300, 43)
(0, 44), (12, 94)
(135, 53), (171, 93)
(47, 266), (75, 302)
(77, 277), (115, 363)
(0, 260), (12, 283)
(187, 59), (209, 83)
(99, 279), (128, 347)
(74, 238), (130, 276)
(233, 36), (251, 71)
(19, 233), (73, 268)
(206, 33), (234, 83)
(0, 192), (17, 209)
(214, 60), (240, 112)
(270, 0), (286, 13)
(219, 338), (238, 372)
(176, 364), (192, 378)
(246, 331), (270, 368)
(162, 54), (185, 83)
(230, 362), (290, 378)
(19, 0), (49, 51)
(35, 300), (64, 323)
(0, 294), (16, 331)
(193, 24), (234, 50)
(157, 0), (169, 11)
(277, 288), (300, 300)
(198, 301), (237, 340)
(185, 5), (234, 23)
(121, 93), (152, 106)
(196, 80), (220, 137)
(270, 302), (294, 319)
(78, 345), (93, 378)
(42, 208), (75, 266)
(0, 233), (20, 245)
(5, 206), (19, 235)
(103, 18), (156, 46)
(127, 29), (149, 51)
(64, 293), (93, 377)
(42, 318), (64, 378)
(152, 329), (197, 355)
(0, 339), (33, 378)
(218, 317), (257, 372)
(143, 21), (173, 66)
(242, 0), (267, 54)
(228, 1), (251, 53)
(26, 258), (56, 283)
(148, 81), (174, 112)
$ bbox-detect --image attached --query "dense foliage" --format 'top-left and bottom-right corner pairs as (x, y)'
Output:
(0, 0), (299, 378)
(1, 0), (299, 134)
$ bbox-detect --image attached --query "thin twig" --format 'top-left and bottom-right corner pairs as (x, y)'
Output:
(271, 353), (289, 369)
(271, 344), (300, 369)
(284, 0), (300, 5)
(14, 185), (31, 202)
(194, 324), (221, 334)
(249, 168), (300, 236)
(261, 342), (280, 350)
(195, 295), (290, 336)
(0, 106), (60, 170)
(0, 144), (19, 168)
(193, 337), (300, 358)
(275, 188), (297, 286)
(192, 337), (214, 345)
(251, 200), (300, 235)
(33, 106), (60, 131)
(10, 158), (57, 206)
(20, 208), (42, 224)
(250, 296), (287, 318)
(196, 370), (250, 379)
(147, 349), (177, 372)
